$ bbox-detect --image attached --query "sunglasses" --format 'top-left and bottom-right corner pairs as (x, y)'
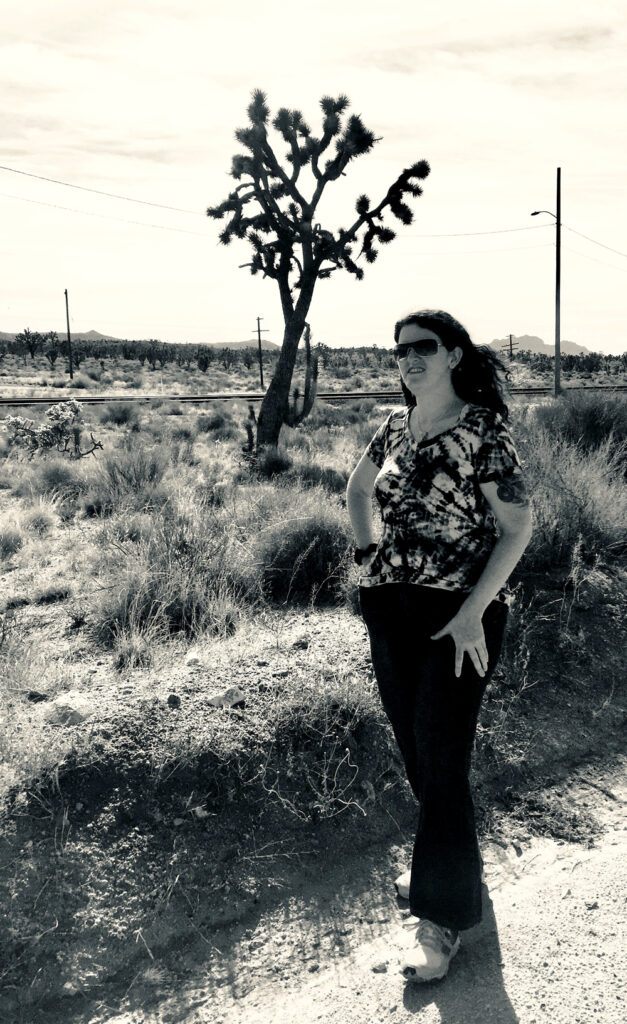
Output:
(394, 339), (443, 360)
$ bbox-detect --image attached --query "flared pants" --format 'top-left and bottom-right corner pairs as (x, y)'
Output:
(359, 582), (508, 932)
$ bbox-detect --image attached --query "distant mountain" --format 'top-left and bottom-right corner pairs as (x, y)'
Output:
(488, 335), (590, 356)
(205, 339), (280, 351)
(0, 330), (280, 349)
(0, 329), (123, 343)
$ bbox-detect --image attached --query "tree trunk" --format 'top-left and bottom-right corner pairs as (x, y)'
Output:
(256, 316), (306, 452)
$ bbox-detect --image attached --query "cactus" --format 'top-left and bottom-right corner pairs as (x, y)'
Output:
(242, 403), (257, 461)
(284, 323), (319, 428)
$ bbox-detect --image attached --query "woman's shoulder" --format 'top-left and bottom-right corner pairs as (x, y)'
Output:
(462, 403), (507, 430)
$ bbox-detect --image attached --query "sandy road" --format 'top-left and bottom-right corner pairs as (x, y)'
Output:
(230, 826), (626, 1024)
(74, 763), (627, 1024)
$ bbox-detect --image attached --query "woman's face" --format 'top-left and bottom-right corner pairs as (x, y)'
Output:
(396, 324), (462, 395)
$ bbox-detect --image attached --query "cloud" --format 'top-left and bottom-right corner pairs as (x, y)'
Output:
(352, 23), (618, 74)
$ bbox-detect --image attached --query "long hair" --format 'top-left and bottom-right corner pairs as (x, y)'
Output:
(393, 309), (511, 420)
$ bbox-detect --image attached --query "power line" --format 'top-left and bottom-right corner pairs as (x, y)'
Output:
(0, 191), (211, 237)
(0, 163), (199, 214)
(563, 225), (627, 259)
(562, 244), (627, 273)
(1, 170), (625, 259)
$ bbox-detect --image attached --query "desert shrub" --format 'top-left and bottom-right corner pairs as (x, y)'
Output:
(256, 447), (293, 478)
(197, 410), (233, 433)
(88, 502), (248, 643)
(15, 458), (88, 512)
(518, 428), (627, 572)
(21, 498), (59, 536)
(81, 446), (169, 516)
(250, 486), (352, 605)
(85, 368), (102, 382)
(529, 392), (627, 474)
(287, 461), (349, 494)
(98, 402), (140, 427)
(33, 584), (72, 605)
(170, 425), (197, 442)
(67, 373), (93, 390)
(0, 522), (23, 560)
(97, 512), (155, 546)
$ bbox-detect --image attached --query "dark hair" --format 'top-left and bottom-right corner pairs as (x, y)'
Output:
(393, 309), (511, 420)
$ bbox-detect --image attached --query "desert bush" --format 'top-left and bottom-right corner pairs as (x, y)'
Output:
(196, 410), (233, 433)
(247, 484), (352, 605)
(287, 461), (349, 494)
(256, 447), (293, 478)
(67, 373), (93, 389)
(81, 447), (170, 516)
(528, 392), (627, 474)
(14, 457), (89, 513)
(519, 429), (627, 572)
(21, 498), (59, 536)
(0, 522), (23, 560)
(98, 402), (140, 427)
(88, 501), (249, 644)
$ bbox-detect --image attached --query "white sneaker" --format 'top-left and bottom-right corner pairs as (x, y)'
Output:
(400, 918), (460, 982)
(394, 869), (412, 899)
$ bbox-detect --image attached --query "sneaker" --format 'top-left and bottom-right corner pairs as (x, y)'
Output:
(394, 869), (412, 899)
(400, 918), (460, 982)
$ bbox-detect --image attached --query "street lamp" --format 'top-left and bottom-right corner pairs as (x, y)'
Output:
(531, 167), (561, 397)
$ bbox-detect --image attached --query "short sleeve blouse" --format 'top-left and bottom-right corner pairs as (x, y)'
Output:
(360, 403), (524, 603)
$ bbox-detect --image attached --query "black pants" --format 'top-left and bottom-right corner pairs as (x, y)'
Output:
(359, 582), (508, 932)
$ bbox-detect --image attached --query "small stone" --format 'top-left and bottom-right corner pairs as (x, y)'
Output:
(185, 651), (201, 666)
(208, 686), (245, 709)
(372, 962), (388, 974)
(308, 963), (320, 973)
(167, 693), (181, 709)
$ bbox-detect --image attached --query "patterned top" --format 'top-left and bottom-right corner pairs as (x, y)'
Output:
(359, 403), (524, 604)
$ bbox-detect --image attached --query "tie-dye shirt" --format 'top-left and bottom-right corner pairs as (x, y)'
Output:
(359, 403), (524, 604)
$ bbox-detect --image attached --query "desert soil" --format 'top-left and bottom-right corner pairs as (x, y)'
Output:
(33, 755), (626, 1024)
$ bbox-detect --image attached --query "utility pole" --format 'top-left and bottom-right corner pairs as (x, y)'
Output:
(531, 167), (562, 397)
(555, 167), (561, 397)
(254, 316), (268, 389)
(64, 289), (74, 379)
(499, 334), (519, 360)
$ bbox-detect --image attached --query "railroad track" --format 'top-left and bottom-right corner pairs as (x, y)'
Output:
(0, 384), (625, 408)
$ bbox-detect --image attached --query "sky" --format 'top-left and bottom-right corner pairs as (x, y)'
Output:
(2, 0), (627, 355)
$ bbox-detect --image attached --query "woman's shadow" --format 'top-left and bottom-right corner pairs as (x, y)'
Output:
(401, 883), (519, 1023)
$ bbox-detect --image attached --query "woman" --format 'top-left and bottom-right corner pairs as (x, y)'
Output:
(346, 310), (532, 983)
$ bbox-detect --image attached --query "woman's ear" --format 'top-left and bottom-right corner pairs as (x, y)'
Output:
(449, 346), (463, 370)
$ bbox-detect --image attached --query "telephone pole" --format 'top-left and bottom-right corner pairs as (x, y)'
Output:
(64, 289), (74, 379)
(254, 316), (268, 389)
(499, 334), (519, 360)
(531, 167), (562, 397)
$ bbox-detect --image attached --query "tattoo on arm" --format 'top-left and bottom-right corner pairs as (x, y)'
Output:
(495, 472), (530, 507)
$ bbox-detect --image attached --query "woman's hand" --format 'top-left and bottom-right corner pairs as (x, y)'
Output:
(430, 607), (489, 678)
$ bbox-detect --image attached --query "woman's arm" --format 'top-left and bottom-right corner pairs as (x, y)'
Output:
(462, 471), (533, 615)
(431, 469), (533, 676)
(346, 452), (381, 549)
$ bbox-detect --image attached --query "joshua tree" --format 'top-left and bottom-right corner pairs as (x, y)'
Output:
(207, 89), (430, 453)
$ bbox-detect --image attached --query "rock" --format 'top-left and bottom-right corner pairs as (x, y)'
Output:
(27, 690), (49, 703)
(372, 962), (388, 974)
(185, 651), (201, 666)
(167, 693), (181, 709)
(43, 691), (94, 725)
(208, 686), (245, 709)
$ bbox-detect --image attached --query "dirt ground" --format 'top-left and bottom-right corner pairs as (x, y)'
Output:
(3, 753), (623, 1024)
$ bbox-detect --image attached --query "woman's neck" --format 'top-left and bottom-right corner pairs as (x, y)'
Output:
(413, 386), (463, 424)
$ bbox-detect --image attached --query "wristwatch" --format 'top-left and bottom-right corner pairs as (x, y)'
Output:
(354, 543), (377, 565)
